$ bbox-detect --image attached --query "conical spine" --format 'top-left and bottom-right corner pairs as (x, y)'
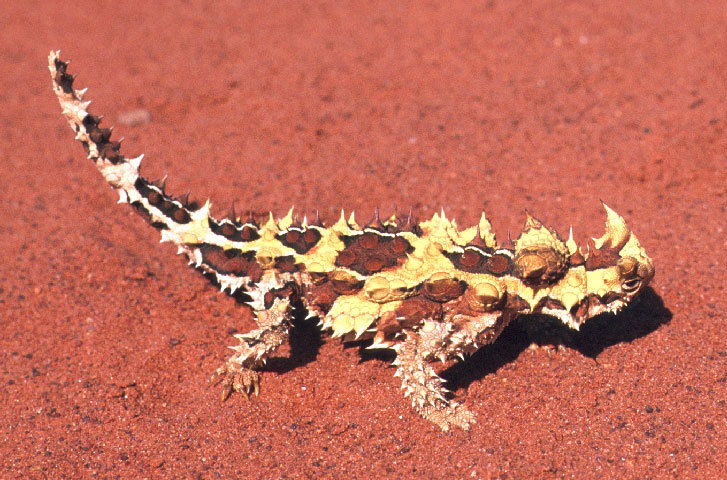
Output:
(49, 51), (266, 285)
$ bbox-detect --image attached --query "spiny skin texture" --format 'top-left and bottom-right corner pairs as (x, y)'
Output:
(49, 51), (655, 431)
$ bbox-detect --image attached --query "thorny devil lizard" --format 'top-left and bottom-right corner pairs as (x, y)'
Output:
(49, 51), (655, 431)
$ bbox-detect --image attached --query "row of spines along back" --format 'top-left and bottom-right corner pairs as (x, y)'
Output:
(51, 51), (540, 259)
(51, 53), (499, 255)
(51, 52), (260, 240)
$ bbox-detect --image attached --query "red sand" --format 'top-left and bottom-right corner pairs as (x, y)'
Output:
(2, 1), (726, 478)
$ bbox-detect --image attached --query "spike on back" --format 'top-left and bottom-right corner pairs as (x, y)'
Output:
(365, 207), (383, 230)
(478, 212), (497, 249)
(566, 226), (577, 255)
(347, 211), (360, 230)
(278, 207), (295, 230)
(245, 210), (259, 228)
(513, 212), (569, 285)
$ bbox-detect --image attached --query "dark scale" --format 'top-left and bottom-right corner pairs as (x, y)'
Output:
(209, 219), (261, 242)
(53, 58), (74, 93)
(486, 253), (513, 276)
(443, 247), (513, 276)
(276, 227), (322, 254)
(273, 255), (301, 273)
(199, 244), (262, 282)
(88, 127), (112, 144)
(83, 116), (122, 164)
(443, 247), (489, 274)
(130, 201), (168, 230)
(82, 114), (102, 131)
(335, 231), (412, 275)
(133, 177), (191, 224)
(171, 204), (191, 223)
(53, 59), (122, 164)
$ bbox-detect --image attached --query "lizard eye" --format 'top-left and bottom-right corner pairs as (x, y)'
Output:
(622, 277), (641, 293)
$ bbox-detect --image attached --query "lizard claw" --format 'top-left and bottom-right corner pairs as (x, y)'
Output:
(211, 362), (261, 401)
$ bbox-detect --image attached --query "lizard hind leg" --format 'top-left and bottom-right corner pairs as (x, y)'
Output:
(392, 321), (476, 431)
(212, 297), (292, 401)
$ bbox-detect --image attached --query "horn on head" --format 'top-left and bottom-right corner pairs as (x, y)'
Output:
(592, 203), (631, 251)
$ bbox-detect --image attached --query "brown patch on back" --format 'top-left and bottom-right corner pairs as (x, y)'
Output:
(210, 220), (261, 242)
(274, 255), (301, 273)
(446, 248), (513, 276)
(443, 247), (490, 274)
(336, 250), (356, 268)
(363, 255), (385, 273)
(276, 227), (322, 254)
(359, 232), (380, 249)
(459, 249), (483, 268)
(486, 253), (512, 275)
(335, 232), (413, 275)
(199, 245), (262, 282)
(134, 178), (191, 224)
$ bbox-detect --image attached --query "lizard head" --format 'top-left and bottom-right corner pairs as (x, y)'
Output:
(533, 203), (654, 330)
(579, 203), (655, 320)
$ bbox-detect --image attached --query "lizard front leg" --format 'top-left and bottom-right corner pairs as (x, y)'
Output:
(392, 320), (476, 432)
(213, 297), (292, 400)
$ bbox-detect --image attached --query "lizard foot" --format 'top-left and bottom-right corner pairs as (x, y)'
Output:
(212, 362), (261, 401)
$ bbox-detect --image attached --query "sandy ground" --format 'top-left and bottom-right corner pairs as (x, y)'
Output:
(2, 1), (726, 478)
